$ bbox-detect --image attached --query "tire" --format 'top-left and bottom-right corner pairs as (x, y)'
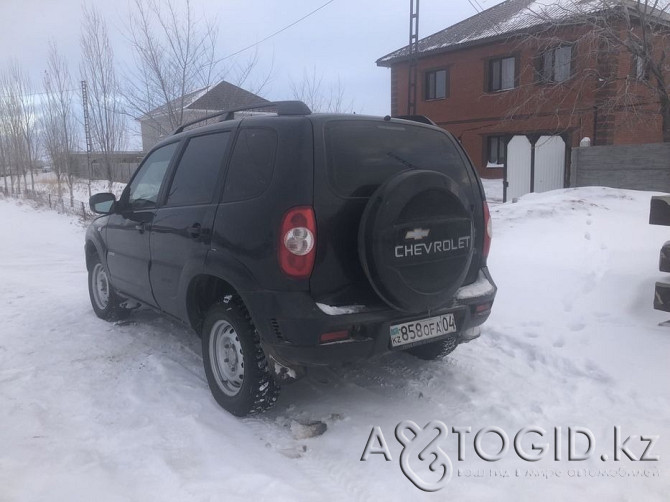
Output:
(88, 255), (128, 321)
(358, 169), (474, 313)
(406, 334), (460, 360)
(201, 299), (279, 416)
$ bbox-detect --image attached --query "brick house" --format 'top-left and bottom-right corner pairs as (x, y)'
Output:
(139, 81), (269, 152)
(377, 0), (670, 185)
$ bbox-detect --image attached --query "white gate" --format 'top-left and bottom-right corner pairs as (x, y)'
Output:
(505, 134), (566, 201)
(506, 135), (532, 201)
(534, 135), (566, 193)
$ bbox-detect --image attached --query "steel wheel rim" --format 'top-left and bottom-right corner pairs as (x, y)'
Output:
(92, 263), (110, 310)
(209, 319), (244, 397)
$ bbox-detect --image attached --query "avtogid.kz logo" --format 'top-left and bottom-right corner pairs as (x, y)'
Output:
(361, 421), (453, 492)
(360, 422), (660, 492)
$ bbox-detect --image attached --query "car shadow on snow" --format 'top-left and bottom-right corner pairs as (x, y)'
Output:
(118, 307), (479, 428)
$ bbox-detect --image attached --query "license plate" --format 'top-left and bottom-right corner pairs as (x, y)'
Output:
(390, 313), (457, 348)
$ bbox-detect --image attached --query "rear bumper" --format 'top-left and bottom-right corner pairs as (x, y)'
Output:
(244, 267), (496, 367)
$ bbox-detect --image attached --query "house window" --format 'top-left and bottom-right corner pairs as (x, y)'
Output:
(489, 56), (516, 91)
(487, 136), (506, 168)
(425, 69), (448, 100)
(539, 45), (573, 83)
(634, 54), (649, 80)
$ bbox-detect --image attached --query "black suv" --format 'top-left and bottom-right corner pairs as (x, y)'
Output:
(85, 101), (496, 416)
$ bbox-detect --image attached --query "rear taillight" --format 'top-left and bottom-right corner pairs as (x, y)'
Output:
(279, 206), (316, 279)
(483, 201), (492, 259)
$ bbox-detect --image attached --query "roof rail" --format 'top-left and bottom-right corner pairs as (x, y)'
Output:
(172, 100), (311, 135)
(394, 115), (437, 126)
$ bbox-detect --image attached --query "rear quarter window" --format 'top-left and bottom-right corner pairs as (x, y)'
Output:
(223, 128), (278, 202)
(325, 120), (470, 197)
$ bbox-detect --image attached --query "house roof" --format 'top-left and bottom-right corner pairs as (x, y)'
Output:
(376, 0), (670, 66)
(187, 80), (270, 111)
(141, 80), (269, 120)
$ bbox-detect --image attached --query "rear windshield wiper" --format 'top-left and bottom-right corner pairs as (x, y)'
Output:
(387, 151), (420, 170)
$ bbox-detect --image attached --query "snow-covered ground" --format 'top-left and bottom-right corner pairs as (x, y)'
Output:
(1, 187), (669, 501)
(28, 171), (127, 203)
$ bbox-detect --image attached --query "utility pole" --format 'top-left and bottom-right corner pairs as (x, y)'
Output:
(81, 80), (93, 198)
(407, 0), (420, 116)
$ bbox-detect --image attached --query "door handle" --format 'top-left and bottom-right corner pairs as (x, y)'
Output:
(187, 223), (202, 238)
(135, 222), (145, 233)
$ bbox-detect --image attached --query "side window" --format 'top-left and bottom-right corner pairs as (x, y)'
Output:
(223, 128), (277, 202)
(425, 69), (448, 100)
(539, 45), (573, 83)
(127, 142), (179, 210)
(166, 132), (231, 206)
(633, 53), (649, 81)
(489, 56), (516, 91)
(487, 136), (506, 168)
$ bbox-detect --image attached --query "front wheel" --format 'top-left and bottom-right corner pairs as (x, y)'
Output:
(201, 300), (279, 416)
(88, 256), (128, 321)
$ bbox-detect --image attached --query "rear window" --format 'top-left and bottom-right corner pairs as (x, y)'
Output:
(325, 120), (469, 197)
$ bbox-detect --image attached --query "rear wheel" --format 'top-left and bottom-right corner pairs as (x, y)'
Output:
(406, 335), (459, 360)
(88, 255), (128, 321)
(201, 300), (279, 416)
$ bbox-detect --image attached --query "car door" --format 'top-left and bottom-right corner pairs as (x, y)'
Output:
(106, 142), (180, 306)
(149, 130), (233, 319)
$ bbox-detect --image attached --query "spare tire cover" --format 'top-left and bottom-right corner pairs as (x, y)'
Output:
(358, 169), (474, 313)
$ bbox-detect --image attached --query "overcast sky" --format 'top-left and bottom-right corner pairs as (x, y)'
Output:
(0, 0), (501, 145)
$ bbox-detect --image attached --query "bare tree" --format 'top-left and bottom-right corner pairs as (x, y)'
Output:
(505, 0), (670, 141)
(601, 0), (670, 140)
(0, 84), (16, 194)
(224, 48), (273, 98)
(0, 61), (39, 194)
(124, 0), (219, 137)
(0, 118), (9, 195)
(42, 42), (79, 205)
(80, 5), (126, 190)
(290, 66), (354, 113)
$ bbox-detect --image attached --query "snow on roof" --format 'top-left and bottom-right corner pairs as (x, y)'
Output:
(141, 81), (268, 120)
(138, 86), (210, 120)
(377, 0), (670, 65)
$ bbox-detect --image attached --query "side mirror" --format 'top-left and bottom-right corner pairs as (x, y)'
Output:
(89, 193), (117, 215)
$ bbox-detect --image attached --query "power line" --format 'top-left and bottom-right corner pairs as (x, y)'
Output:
(0, 87), (80, 100)
(467, 0), (482, 13)
(3, 2), (338, 98)
(217, 0), (336, 62)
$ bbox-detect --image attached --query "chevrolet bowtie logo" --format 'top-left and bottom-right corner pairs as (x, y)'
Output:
(405, 228), (430, 241)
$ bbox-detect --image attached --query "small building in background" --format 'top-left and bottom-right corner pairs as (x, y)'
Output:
(139, 81), (269, 152)
(70, 151), (145, 184)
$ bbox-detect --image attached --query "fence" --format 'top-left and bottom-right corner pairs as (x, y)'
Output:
(71, 155), (142, 184)
(0, 187), (94, 220)
(570, 143), (670, 193)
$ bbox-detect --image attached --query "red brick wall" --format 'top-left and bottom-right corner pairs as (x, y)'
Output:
(386, 25), (664, 178)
